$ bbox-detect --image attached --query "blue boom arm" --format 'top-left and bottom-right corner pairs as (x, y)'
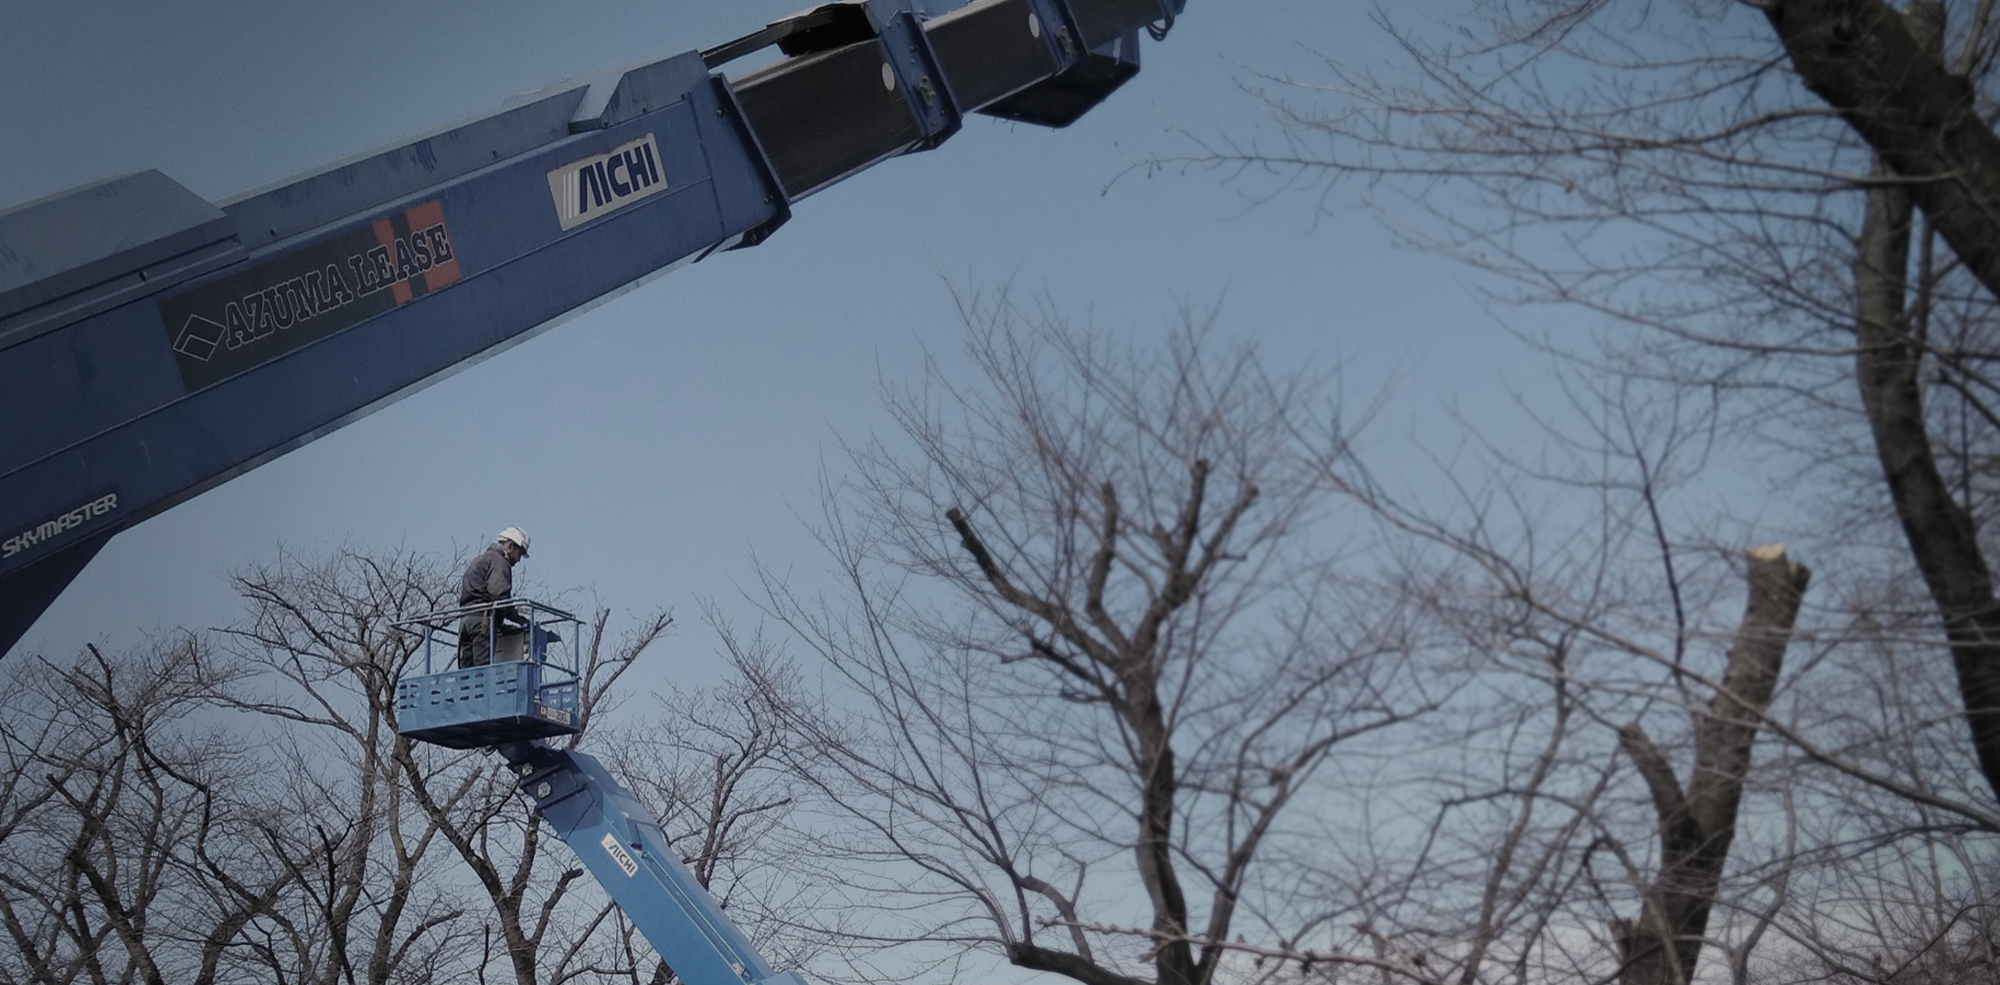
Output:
(0, 0), (1186, 653)
(502, 744), (807, 985)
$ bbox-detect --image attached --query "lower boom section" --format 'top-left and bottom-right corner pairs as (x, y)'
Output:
(501, 744), (810, 985)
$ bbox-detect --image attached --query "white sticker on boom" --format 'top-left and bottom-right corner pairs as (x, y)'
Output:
(548, 133), (669, 231)
(600, 832), (640, 877)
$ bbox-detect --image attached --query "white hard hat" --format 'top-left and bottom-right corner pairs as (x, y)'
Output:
(498, 526), (531, 557)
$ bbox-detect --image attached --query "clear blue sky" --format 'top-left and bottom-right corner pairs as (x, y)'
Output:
(2, 1), (1534, 670)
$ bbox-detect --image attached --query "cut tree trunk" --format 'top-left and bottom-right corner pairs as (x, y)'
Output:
(1613, 544), (1811, 985)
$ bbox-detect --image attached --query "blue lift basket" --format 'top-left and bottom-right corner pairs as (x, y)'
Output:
(394, 599), (584, 749)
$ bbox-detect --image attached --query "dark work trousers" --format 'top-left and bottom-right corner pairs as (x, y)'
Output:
(458, 612), (493, 668)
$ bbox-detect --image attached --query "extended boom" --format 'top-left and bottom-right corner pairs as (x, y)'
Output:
(0, 0), (1186, 653)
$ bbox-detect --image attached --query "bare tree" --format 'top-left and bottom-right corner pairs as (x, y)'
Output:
(218, 544), (680, 985)
(725, 291), (1847, 985)
(731, 293), (1443, 985)
(215, 544), (481, 985)
(1304, 371), (1828, 985)
(0, 542), (767, 985)
(1133, 0), (2000, 976)
(1189, 0), (2000, 810)
(0, 635), (291, 985)
(1612, 545), (1811, 985)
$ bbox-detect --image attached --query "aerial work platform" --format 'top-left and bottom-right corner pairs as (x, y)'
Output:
(391, 596), (807, 985)
(393, 599), (582, 749)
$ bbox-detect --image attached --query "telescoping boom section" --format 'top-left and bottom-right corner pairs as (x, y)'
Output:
(505, 746), (807, 985)
(0, 0), (1189, 654)
(393, 602), (804, 985)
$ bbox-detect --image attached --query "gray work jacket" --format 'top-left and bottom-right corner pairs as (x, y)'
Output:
(458, 544), (515, 612)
